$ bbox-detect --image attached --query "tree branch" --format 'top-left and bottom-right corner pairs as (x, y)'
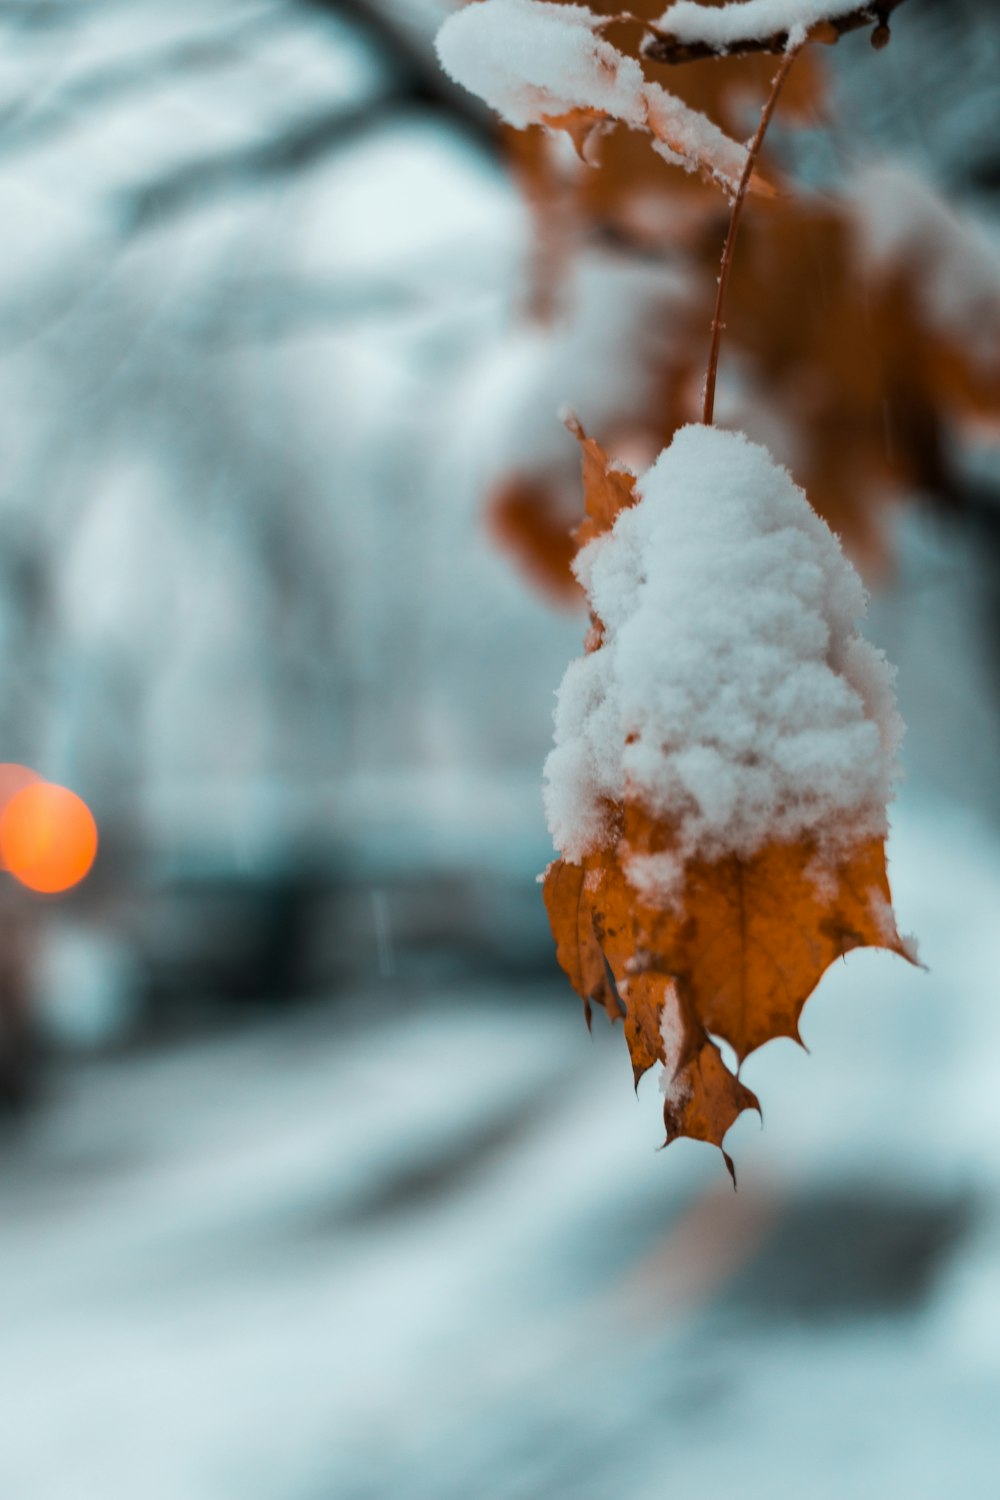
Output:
(643, 0), (907, 65)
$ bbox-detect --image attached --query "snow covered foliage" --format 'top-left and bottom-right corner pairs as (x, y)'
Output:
(435, 0), (752, 190)
(437, 0), (648, 129)
(651, 0), (887, 49)
(544, 426), (903, 898)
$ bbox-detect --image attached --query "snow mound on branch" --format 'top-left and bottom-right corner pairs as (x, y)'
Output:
(652, 0), (868, 48)
(436, 0), (646, 130)
(544, 425), (902, 897)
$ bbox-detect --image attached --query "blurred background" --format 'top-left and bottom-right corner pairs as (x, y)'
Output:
(2, 0), (1000, 1495)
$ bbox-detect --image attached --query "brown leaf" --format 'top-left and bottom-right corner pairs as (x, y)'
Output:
(484, 428), (640, 606)
(506, 5), (826, 261)
(628, 973), (760, 1181)
(568, 417), (639, 548)
(544, 801), (914, 1170)
(542, 857), (622, 1028)
(604, 805), (914, 1064)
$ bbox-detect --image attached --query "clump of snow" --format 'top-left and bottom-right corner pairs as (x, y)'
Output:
(436, 0), (647, 130)
(652, 0), (870, 50)
(544, 425), (903, 899)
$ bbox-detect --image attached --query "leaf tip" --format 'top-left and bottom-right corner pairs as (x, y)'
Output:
(560, 406), (585, 440)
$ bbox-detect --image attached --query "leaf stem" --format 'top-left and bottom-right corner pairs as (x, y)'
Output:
(702, 42), (803, 427)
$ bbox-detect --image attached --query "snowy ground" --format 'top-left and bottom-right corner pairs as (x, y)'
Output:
(3, 799), (1000, 1500)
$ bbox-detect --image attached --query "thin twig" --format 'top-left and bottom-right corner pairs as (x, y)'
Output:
(702, 42), (802, 427)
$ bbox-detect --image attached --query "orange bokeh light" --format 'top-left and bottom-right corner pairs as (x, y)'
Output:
(1, 782), (98, 894)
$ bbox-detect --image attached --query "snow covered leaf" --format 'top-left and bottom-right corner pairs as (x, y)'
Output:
(506, 10), (824, 261)
(544, 854), (763, 1181)
(594, 809), (911, 1064)
(631, 974), (760, 1178)
(543, 424), (917, 1171)
(435, 0), (764, 196)
(643, 0), (908, 64)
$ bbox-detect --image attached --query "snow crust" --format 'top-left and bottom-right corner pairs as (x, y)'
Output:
(653, 0), (868, 48)
(544, 426), (902, 898)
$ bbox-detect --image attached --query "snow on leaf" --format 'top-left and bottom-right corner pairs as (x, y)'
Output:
(435, 0), (763, 196)
(543, 423), (916, 1172)
(609, 807), (914, 1064)
(542, 856), (622, 1027)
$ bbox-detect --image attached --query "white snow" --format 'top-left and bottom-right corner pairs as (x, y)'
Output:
(544, 425), (902, 897)
(658, 985), (692, 1106)
(652, 0), (873, 49)
(642, 79), (750, 188)
(435, 0), (750, 188)
(436, 0), (648, 130)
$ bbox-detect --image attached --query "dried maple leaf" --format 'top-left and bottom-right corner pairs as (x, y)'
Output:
(544, 808), (913, 1179)
(485, 425), (639, 608)
(542, 855), (622, 1027)
(542, 423), (917, 1176)
(568, 414), (639, 548)
(608, 806), (912, 1064)
(624, 973), (760, 1177)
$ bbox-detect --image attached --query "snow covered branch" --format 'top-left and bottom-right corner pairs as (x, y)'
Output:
(642, 0), (908, 65)
(435, 0), (767, 198)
